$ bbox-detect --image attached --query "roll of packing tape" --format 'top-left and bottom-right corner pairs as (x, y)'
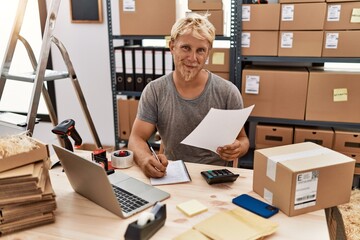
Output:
(111, 150), (134, 169)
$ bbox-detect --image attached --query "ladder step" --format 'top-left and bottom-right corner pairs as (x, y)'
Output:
(0, 112), (40, 127)
(2, 70), (69, 83)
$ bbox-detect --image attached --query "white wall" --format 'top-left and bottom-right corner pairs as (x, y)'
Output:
(49, 0), (117, 147)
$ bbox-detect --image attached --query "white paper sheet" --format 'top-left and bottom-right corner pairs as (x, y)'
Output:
(180, 105), (254, 153)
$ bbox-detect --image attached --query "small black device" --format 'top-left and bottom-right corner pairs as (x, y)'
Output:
(51, 119), (82, 152)
(232, 194), (279, 218)
(201, 169), (239, 185)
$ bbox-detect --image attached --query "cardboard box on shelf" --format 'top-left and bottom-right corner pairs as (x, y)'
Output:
(340, 152), (360, 174)
(278, 31), (324, 57)
(241, 66), (308, 120)
(188, 0), (222, 10)
(324, 2), (360, 30)
(241, 31), (279, 56)
(253, 142), (355, 217)
(305, 68), (360, 123)
(242, 4), (280, 30)
(119, 0), (175, 35)
(322, 30), (360, 57)
(204, 48), (229, 72)
(255, 124), (294, 149)
(294, 127), (334, 149)
(187, 10), (224, 35)
(333, 129), (360, 154)
(280, 3), (326, 30)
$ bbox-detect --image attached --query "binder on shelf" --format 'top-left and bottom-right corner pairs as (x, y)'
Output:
(114, 46), (125, 91)
(144, 47), (155, 86)
(134, 48), (145, 92)
(124, 46), (135, 91)
(154, 47), (164, 79)
(164, 48), (174, 74)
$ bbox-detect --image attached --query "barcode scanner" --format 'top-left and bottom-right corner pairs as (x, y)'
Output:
(52, 119), (82, 152)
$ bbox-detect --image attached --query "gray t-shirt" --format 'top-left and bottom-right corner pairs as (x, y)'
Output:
(137, 71), (244, 166)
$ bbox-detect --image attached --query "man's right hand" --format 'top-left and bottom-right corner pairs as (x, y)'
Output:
(139, 154), (168, 178)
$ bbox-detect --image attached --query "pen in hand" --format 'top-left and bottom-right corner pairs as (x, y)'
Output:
(146, 140), (164, 173)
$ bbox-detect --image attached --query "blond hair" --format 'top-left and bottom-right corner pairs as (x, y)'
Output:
(170, 13), (216, 47)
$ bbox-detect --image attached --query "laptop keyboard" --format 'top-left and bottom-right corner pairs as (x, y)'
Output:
(112, 185), (149, 213)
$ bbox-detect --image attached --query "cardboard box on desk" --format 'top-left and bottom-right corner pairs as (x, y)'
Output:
(0, 138), (49, 173)
(253, 142), (355, 217)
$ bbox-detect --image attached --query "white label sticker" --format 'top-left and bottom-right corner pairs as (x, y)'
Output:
(325, 32), (339, 49)
(242, 6), (251, 22)
(294, 171), (319, 210)
(282, 5), (294, 21)
(123, 0), (135, 12)
(241, 32), (251, 48)
(281, 32), (293, 48)
(245, 75), (260, 94)
(264, 188), (274, 205)
(327, 5), (341, 22)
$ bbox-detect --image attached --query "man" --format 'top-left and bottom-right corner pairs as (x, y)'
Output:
(128, 13), (249, 178)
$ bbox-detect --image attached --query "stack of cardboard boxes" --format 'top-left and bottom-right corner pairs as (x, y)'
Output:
(187, 0), (224, 36)
(240, 1), (360, 178)
(0, 137), (56, 235)
(241, 0), (360, 57)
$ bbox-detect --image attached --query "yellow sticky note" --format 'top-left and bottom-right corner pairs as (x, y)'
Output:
(176, 199), (208, 217)
(212, 52), (225, 65)
(333, 88), (348, 102)
(351, 8), (360, 23)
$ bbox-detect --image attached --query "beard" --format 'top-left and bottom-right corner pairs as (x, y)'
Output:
(179, 62), (200, 82)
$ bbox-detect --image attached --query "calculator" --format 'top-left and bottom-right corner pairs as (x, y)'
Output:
(200, 169), (239, 185)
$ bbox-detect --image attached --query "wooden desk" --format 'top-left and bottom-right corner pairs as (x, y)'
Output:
(7, 156), (330, 240)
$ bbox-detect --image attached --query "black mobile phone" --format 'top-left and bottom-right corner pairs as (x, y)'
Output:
(232, 194), (279, 218)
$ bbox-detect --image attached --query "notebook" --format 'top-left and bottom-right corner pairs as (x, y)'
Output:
(52, 145), (170, 218)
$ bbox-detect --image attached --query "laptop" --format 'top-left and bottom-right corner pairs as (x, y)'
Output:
(52, 145), (170, 218)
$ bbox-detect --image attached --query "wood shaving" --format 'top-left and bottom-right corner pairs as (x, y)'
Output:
(0, 134), (39, 159)
(338, 189), (360, 240)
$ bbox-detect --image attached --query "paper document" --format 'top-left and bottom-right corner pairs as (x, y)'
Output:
(150, 160), (191, 186)
(181, 105), (254, 153)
